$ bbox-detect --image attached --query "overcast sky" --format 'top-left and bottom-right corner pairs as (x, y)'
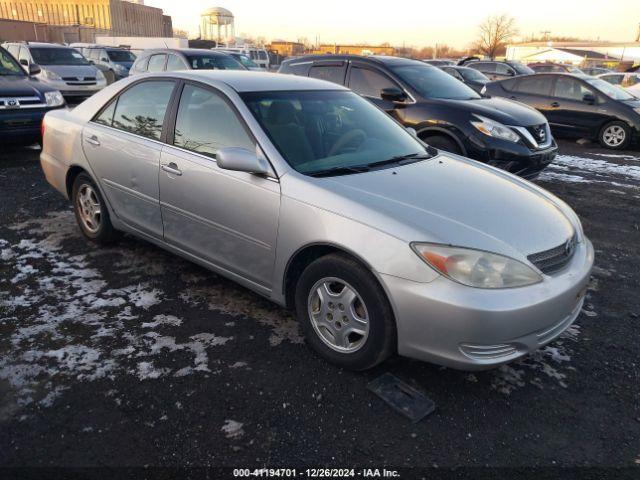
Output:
(145, 0), (639, 48)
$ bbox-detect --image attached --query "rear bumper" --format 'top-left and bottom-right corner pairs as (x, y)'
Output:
(383, 238), (594, 370)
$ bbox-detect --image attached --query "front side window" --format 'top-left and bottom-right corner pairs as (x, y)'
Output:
(173, 84), (254, 158)
(30, 48), (89, 66)
(0, 48), (25, 76)
(133, 55), (150, 72)
(309, 64), (346, 85)
(166, 54), (186, 71)
(147, 54), (166, 72)
(495, 63), (514, 75)
(600, 75), (622, 85)
(554, 77), (595, 101)
(97, 81), (175, 140)
(184, 54), (244, 70)
(235, 54), (259, 69)
(348, 67), (398, 98)
(391, 64), (480, 100)
(241, 90), (430, 176)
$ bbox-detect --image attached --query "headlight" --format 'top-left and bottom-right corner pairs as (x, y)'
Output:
(44, 90), (65, 107)
(412, 243), (542, 289)
(42, 69), (62, 81)
(95, 69), (106, 81)
(471, 114), (520, 143)
(634, 107), (640, 114)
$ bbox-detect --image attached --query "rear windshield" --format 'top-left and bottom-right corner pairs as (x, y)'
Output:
(30, 47), (90, 66)
(391, 64), (481, 100)
(184, 54), (245, 70)
(107, 50), (136, 62)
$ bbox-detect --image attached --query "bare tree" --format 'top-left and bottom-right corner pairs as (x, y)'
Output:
(474, 14), (518, 59)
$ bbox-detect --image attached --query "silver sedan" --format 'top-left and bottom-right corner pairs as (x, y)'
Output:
(40, 71), (594, 370)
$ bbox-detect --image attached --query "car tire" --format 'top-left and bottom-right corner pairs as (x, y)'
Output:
(423, 135), (462, 154)
(294, 253), (396, 370)
(599, 121), (631, 150)
(72, 173), (119, 244)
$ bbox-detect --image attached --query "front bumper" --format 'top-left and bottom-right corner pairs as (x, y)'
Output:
(465, 134), (558, 179)
(382, 238), (594, 370)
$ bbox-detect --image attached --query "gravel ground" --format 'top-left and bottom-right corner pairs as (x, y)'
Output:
(0, 140), (639, 472)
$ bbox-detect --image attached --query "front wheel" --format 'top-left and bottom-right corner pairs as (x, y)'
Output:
(599, 121), (631, 150)
(294, 254), (396, 370)
(72, 173), (119, 244)
(422, 135), (462, 155)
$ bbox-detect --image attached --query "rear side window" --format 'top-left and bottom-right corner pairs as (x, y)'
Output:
(166, 54), (185, 71)
(471, 62), (495, 73)
(96, 81), (175, 140)
(147, 54), (166, 72)
(133, 55), (149, 72)
(309, 64), (346, 85)
(283, 62), (310, 76)
(348, 67), (397, 98)
(512, 76), (554, 96)
(173, 84), (254, 158)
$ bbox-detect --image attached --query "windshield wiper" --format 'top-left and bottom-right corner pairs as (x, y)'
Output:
(362, 152), (434, 170)
(307, 165), (371, 177)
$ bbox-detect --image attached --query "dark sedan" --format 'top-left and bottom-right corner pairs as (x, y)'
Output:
(440, 66), (490, 93)
(483, 73), (640, 149)
(0, 46), (66, 145)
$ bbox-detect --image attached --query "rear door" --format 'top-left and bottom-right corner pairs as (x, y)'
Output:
(82, 79), (177, 238)
(504, 75), (555, 116)
(158, 82), (280, 288)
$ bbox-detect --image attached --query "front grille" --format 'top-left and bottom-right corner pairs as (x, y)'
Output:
(62, 76), (97, 86)
(0, 96), (44, 109)
(526, 124), (549, 145)
(528, 234), (577, 274)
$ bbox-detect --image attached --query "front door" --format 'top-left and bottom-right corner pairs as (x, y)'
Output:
(346, 64), (405, 117)
(158, 83), (280, 288)
(546, 76), (605, 138)
(82, 79), (176, 238)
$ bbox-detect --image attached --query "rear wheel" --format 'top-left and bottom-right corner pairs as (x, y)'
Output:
(599, 121), (631, 150)
(294, 253), (396, 370)
(72, 173), (119, 244)
(423, 134), (462, 154)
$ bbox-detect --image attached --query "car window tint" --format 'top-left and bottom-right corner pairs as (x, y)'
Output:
(147, 54), (166, 72)
(110, 81), (175, 140)
(553, 76), (594, 101)
(495, 63), (513, 75)
(173, 84), (254, 158)
(309, 64), (346, 85)
(513, 76), (553, 95)
(348, 67), (397, 98)
(166, 54), (185, 71)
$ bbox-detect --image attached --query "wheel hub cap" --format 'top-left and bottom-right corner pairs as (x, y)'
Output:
(76, 184), (101, 233)
(604, 126), (625, 147)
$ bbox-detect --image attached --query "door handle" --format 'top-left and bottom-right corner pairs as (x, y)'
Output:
(85, 135), (100, 146)
(161, 162), (182, 176)
(550, 102), (560, 108)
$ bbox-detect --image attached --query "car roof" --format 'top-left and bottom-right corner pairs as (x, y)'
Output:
(141, 48), (230, 56)
(284, 54), (425, 67)
(162, 70), (349, 92)
(22, 43), (70, 49)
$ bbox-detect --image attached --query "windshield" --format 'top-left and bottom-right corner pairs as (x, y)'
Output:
(509, 61), (534, 75)
(235, 54), (259, 69)
(107, 50), (136, 62)
(0, 48), (25, 76)
(459, 67), (488, 82)
(391, 64), (481, 100)
(241, 90), (431, 176)
(184, 54), (245, 70)
(30, 47), (90, 66)
(585, 77), (635, 101)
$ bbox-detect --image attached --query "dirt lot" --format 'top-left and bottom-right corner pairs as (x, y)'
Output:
(0, 140), (639, 472)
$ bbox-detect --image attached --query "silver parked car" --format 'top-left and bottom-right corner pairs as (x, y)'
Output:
(40, 71), (594, 371)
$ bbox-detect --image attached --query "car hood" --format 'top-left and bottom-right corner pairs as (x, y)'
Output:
(41, 64), (98, 77)
(438, 96), (546, 126)
(288, 155), (576, 261)
(0, 74), (54, 96)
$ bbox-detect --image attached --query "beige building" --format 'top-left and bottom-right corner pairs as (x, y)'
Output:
(0, 0), (172, 38)
(268, 40), (304, 57)
(311, 44), (395, 56)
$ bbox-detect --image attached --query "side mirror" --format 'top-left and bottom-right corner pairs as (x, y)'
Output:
(28, 63), (41, 75)
(216, 147), (271, 175)
(583, 92), (596, 104)
(380, 87), (407, 102)
(19, 59), (29, 66)
(506, 70), (515, 77)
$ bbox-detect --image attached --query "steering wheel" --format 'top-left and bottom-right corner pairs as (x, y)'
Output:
(328, 129), (366, 157)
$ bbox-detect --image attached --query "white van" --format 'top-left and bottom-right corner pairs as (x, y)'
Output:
(213, 45), (269, 69)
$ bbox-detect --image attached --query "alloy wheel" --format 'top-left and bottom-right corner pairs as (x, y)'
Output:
(307, 277), (369, 353)
(76, 184), (102, 234)
(602, 125), (626, 147)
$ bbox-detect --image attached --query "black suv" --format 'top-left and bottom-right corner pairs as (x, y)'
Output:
(459, 58), (534, 81)
(0, 46), (66, 145)
(279, 55), (557, 178)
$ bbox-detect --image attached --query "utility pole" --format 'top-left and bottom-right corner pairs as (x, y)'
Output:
(540, 30), (551, 41)
(636, 23), (640, 42)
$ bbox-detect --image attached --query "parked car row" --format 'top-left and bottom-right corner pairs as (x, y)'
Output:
(40, 70), (594, 371)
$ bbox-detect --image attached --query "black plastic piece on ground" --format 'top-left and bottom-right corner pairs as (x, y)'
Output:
(367, 372), (435, 423)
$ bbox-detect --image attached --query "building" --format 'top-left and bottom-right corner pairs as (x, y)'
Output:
(506, 41), (640, 67)
(268, 40), (304, 57)
(200, 6), (234, 43)
(311, 44), (395, 56)
(0, 0), (172, 41)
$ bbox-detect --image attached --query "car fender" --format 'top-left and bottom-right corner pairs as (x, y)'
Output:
(415, 124), (468, 155)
